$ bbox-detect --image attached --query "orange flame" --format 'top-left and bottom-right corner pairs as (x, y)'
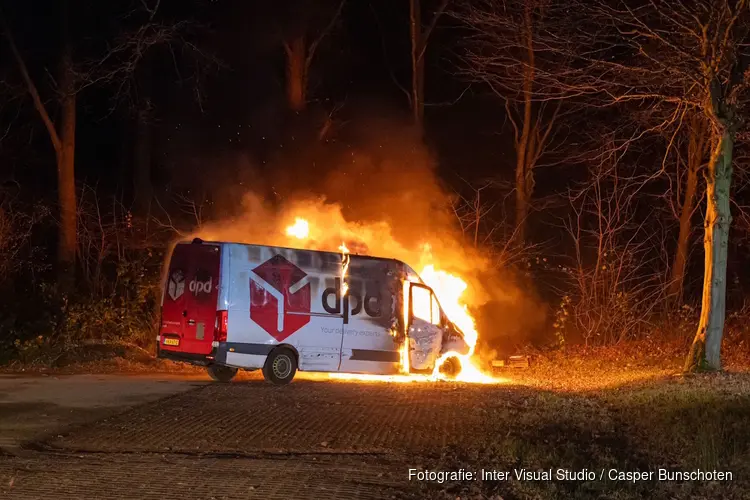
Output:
(283, 217), (503, 384)
(286, 217), (310, 239)
(339, 242), (350, 296)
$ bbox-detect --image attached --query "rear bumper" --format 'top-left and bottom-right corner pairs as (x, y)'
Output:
(156, 341), (243, 366)
(157, 345), (213, 366)
(156, 341), (276, 369)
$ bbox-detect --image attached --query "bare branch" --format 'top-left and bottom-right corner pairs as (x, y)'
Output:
(418, 0), (450, 62)
(140, 0), (162, 22)
(369, 0), (412, 107)
(306, 0), (346, 70)
(1, 16), (62, 155)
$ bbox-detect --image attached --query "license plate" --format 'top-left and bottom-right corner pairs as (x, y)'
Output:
(163, 338), (180, 346)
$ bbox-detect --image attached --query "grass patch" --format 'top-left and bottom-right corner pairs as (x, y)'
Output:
(409, 373), (750, 500)
(0, 341), (205, 375)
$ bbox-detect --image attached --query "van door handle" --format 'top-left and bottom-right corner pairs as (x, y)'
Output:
(187, 319), (196, 326)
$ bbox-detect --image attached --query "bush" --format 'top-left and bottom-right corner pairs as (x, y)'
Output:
(59, 250), (163, 347)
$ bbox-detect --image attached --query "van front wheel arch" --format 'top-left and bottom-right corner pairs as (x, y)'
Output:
(438, 356), (461, 379)
(262, 347), (298, 385)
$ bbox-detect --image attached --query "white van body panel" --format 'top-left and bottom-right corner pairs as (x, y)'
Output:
(220, 242), (405, 374)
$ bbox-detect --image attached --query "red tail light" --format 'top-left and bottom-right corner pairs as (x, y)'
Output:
(214, 310), (228, 342)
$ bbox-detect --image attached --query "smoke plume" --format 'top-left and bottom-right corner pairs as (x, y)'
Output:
(191, 112), (546, 353)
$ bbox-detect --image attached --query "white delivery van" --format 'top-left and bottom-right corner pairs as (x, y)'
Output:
(157, 238), (469, 384)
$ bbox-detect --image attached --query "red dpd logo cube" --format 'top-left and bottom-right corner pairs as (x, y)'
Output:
(249, 255), (311, 341)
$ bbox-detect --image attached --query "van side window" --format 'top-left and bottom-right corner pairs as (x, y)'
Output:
(297, 252), (312, 268)
(412, 286), (432, 323)
(247, 246), (261, 262)
(321, 254), (340, 271)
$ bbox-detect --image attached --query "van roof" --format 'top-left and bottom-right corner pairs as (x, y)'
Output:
(179, 238), (407, 266)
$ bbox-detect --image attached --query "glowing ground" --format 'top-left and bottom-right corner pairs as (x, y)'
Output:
(1, 372), (749, 499)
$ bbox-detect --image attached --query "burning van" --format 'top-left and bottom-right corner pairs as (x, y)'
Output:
(157, 238), (470, 384)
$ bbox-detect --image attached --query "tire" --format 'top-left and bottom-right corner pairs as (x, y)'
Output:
(207, 364), (238, 383)
(438, 356), (461, 378)
(262, 347), (297, 385)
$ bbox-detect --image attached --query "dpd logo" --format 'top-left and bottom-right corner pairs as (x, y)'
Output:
(249, 255), (311, 341)
(189, 269), (215, 301)
(189, 277), (213, 294)
(167, 270), (185, 301)
(323, 278), (381, 324)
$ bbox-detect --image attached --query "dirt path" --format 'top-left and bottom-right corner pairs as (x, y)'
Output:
(0, 374), (207, 453)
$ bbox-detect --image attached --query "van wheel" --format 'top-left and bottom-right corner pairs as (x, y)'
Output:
(262, 348), (297, 385)
(207, 364), (238, 383)
(439, 356), (461, 378)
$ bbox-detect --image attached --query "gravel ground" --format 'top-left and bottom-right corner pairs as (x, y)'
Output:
(1, 370), (748, 499)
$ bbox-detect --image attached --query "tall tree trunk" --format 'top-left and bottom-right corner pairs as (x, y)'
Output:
(57, 43), (77, 288)
(669, 117), (708, 301)
(514, 1), (535, 246)
(670, 165), (698, 300)
(514, 148), (529, 245)
(410, 0), (424, 130)
(685, 129), (733, 372)
(134, 105), (153, 215)
(285, 36), (307, 112)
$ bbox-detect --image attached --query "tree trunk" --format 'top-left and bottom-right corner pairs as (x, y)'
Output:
(134, 105), (153, 215)
(669, 164), (698, 301)
(410, 0), (424, 130)
(669, 117), (708, 301)
(514, 152), (529, 245)
(513, 1), (536, 247)
(285, 36), (307, 112)
(685, 129), (732, 373)
(57, 44), (77, 288)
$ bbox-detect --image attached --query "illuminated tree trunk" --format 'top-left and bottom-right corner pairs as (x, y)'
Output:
(57, 44), (78, 287)
(685, 129), (732, 372)
(514, 1), (535, 246)
(282, 1), (344, 113)
(514, 146), (530, 246)
(3, 16), (78, 287)
(285, 36), (307, 112)
(669, 117), (708, 301)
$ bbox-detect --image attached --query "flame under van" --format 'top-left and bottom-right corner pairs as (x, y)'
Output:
(157, 238), (469, 384)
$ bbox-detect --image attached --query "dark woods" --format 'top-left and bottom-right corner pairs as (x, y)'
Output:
(1, 0), (749, 370)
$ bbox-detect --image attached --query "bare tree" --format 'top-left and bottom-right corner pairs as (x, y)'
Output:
(457, 0), (750, 368)
(450, 0), (573, 246)
(583, 0), (749, 371)
(2, 9), (77, 286)
(451, 179), (498, 247)
(558, 147), (667, 346)
(668, 114), (710, 302)
(2, 1), (206, 285)
(409, 0), (450, 130)
(281, 0), (345, 112)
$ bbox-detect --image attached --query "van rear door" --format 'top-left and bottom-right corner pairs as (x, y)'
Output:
(160, 242), (221, 356)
